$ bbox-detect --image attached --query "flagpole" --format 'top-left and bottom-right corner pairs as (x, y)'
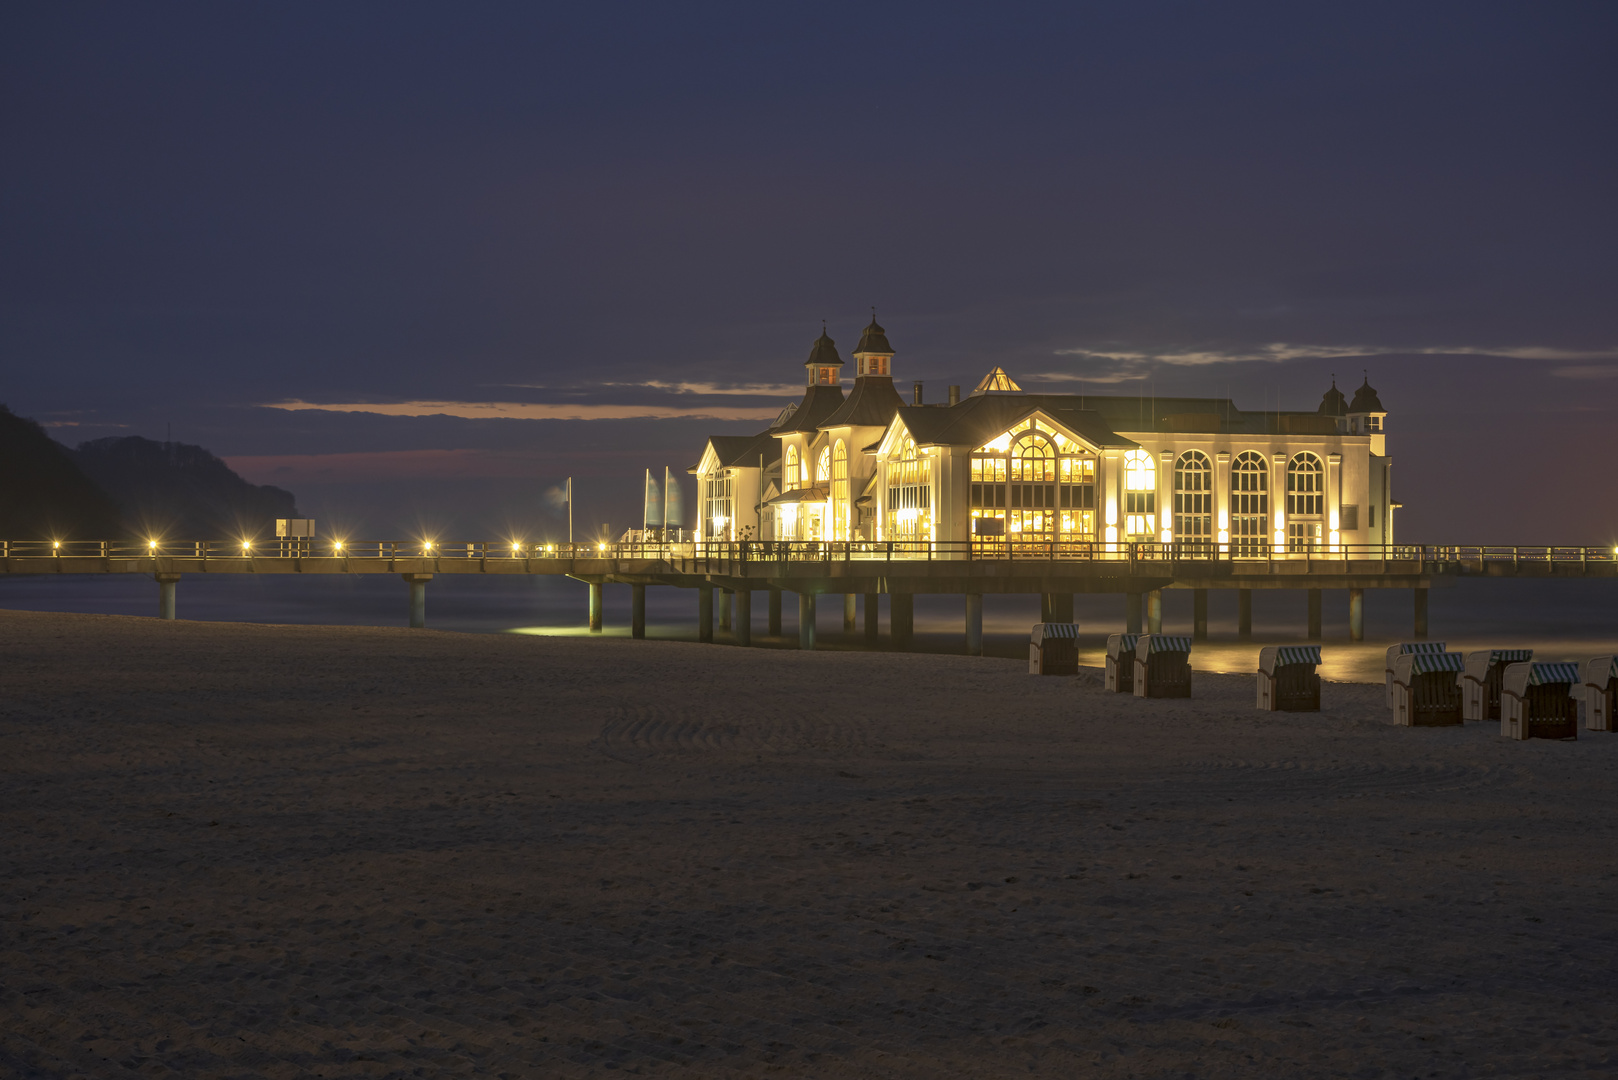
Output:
(567, 477), (573, 546)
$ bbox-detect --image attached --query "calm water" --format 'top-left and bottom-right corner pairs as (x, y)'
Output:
(4, 573), (1615, 684)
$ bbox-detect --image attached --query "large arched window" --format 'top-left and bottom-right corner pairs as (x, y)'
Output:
(970, 418), (1095, 548)
(1230, 451), (1269, 556)
(832, 440), (849, 541)
(1173, 450), (1212, 545)
(1123, 448), (1156, 540)
(784, 444), (799, 491)
(816, 446), (831, 484)
(885, 435), (931, 542)
(1286, 452), (1324, 550)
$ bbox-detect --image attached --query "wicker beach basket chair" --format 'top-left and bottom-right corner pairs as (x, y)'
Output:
(1391, 651), (1465, 727)
(1500, 662), (1580, 741)
(1133, 635), (1193, 699)
(1581, 655), (1617, 732)
(1257, 646), (1322, 712)
(1104, 633), (1139, 693)
(1385, 642), (1448, 709)
(1029, 623), (1080, 676)
(1459, 649), (1534, 722)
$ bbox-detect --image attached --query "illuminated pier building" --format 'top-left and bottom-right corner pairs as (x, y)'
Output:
(693, 321), (1392, 554)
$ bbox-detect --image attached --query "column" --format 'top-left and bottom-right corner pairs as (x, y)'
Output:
(799, 592), (817, 650)
(631, 584), (646, 639)
(844, 593), (857, 632)
(156, 573), (181, 621)
(1307, 588), (1322, 641)
(1125, 592), (1142, 634)
(403, 573), (431, 630)
(965, 593), (983, 656)
(891, 593), (914, 649)
(719, 589), (732, 631)
(1414, 587), (1428, 639)
(864, 592), (879, 645)
(1193, 589), (1208, 641)
(734, 590), (752, 647)
(698, 585), (713, 643)
(1146, 589), (1163, 635)
(1349, 588), (1364, 642)
(768, 587), (782, 636)
(1238, 588), (1252, 640)
(588, 581), (603, 634)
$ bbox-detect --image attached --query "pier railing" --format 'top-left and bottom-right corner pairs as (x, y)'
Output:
(4, 538), (1614, 568)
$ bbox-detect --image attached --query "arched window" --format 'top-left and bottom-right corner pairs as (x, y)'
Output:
(885, 435), (931, 543)
(784, 445), (799, 491)
(970, 419), (1095, 548)
(1286, 453), (1324, 550)
(816, 446), (831, 483)
(832, 440), (849, 541)
(1230, 451), (1269, 556)
(1123, 448), (1156, 540)
(1173, 450), (1212, 544)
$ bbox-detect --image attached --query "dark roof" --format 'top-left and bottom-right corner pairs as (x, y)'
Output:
(703, 430), (781, 470)
(892, 395), (1138, 451)
(1349, 377), (1384, 413)
(820, 376), (905, 429)
(1318, 380), (1348, 417)
(804, 330), (843, 369)
(776, 383), (846, 433)
(854, 316), (894, 355)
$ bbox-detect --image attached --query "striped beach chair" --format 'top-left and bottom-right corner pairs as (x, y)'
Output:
(1386, 642), (1447, 709)
(1581, 655), (1617, 732)
(1501, 662), (1580, 741)
(1029, 623), (1080, 676)
(1391, 651), (1464, 727)
(1104, 634), (1139, 693)
(1257, 646), (1322, 712)
(1459, 649), (1533, 721)
(1134, 635), (1193, 699)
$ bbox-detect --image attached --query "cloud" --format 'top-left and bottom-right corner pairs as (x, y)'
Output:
(1051, 343), (1618, 367)
(259, 399), (781, 422)
(498, 380), (804, 397)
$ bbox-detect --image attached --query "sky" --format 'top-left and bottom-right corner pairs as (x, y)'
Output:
(3, 2), (1615, 544)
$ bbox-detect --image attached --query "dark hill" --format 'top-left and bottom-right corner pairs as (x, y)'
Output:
(0, 405), (126, 539)
(75, 436), (300, 541)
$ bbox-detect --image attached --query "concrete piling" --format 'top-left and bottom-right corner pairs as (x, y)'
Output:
(863, 593), (879, 645)
(891, 593), (914, 649)
(767, 587), (782, 636)
(1349, 588), (1365, 641)
(843, 593), (857, 633)
(156, 574), (180, 621)
(798, 592), (816, 650)
(698, 586), (713, 643)
(1125, 592), (1142, 635)
(631, 584), (646, 639)
(588, 581), (602, 634)
(1146, 589), (1163, 635)
(403, 573), (432, 629)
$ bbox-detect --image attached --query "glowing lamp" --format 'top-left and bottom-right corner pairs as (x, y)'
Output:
(597, 542), (606, 551)
(241, 540), (252, 553)
(52, 540), (60, 551)
(423, 540), (434, 552)
(512, 543), (522, 555)
(147, 539), (157, 551)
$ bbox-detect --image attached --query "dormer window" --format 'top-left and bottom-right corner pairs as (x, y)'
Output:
(858, 356), (889, 376)
(819, 366), (839, 385)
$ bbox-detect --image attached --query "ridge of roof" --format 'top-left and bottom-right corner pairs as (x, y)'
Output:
(820, 375), (905, 429)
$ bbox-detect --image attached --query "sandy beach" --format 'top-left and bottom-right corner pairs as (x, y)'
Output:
(3, 608), (1616, 1078)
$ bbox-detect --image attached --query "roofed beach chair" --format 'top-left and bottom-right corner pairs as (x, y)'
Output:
(1390, 651), (1464, 726)
(1459, 649), (1533, 721)
(1581, 655), (1617, 732)
(1500, 662), (1580, 741)
(1029, 623), (1080, 676)
(1257, 646), (1321, 712)
(1133, 635), (1193, 699)
(1104, 634), (1139, 693)
(1386, 642), (1447, 709)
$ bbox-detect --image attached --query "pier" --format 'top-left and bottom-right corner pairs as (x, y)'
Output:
(5, 539), (1614, 646)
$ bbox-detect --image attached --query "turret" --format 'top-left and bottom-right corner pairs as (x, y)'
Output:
(1347, 376), (1387, 455)
(804, 328), (844, 387)
(852, 314), (895, 377)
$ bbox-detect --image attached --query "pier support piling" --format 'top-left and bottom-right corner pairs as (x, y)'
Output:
(1414, 587), (1429, 639)
(798, 592), (816, 650)
(403, 573), (432, 630)
(891, 593), (914, 650)
(719, 589), (731, 632)
(1193, 589), (1208, 641)
(1237, 589), (1252, 640)
(588, 581), (603, 634)
(864, 593), (879, 645)
(1349, 588), (1364, 642)
(1146, 589), (1163, 635)
(698, 586), (713, 643)
(965, 594), (983, 656)
(631, 584), (646, 639)
(844, 593), (857, 633)
(767, 588), (782, 636)
(156, 573), (180, 621)
(734, 590), (752, 647)
(1307, 589), (1322, 641)
(1125, 592), (1142, 635)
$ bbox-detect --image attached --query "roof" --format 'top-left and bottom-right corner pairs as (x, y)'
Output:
(1526, 661), (1581, 686)
(805, 330), (843, 369)
(1261, 645), (1322, 673)
(1349, 377), (1384, 413)
(766, 485), (829, 505)
(854, 317), (894, 356)
(1106, 633), (1139, 658)
(972, 367), (1022, 394)
(1140, 635), (1194, 655)
(776, 384), (847, 433)
(1318, 381), (1348, 417)
(701, 430), (781, 471)
(890, 395), (1138, 451)
(820, 376), (905, 429)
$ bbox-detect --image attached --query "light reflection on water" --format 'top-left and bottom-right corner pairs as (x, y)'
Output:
(3, 573), (1615, 685)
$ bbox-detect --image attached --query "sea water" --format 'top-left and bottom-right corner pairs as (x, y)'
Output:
(4, 572), (1615, 684)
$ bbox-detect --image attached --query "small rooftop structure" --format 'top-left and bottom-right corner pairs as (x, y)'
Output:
(971, 367), (1022, 395)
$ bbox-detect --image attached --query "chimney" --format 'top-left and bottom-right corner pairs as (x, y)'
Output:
(947, 385), (960, 406)
(913, 380), (924, 405)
